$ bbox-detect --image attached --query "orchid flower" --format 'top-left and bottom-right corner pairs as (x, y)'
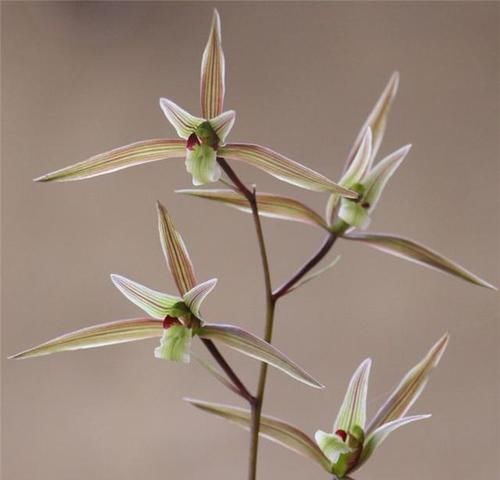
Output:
(187, 333), (449, 478)
(10, 201), (323, 389)
(179, 73), (496, 290)
(33, 10), (355, 198)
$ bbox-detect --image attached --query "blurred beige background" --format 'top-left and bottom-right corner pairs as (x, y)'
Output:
(2, 2), (499, 479)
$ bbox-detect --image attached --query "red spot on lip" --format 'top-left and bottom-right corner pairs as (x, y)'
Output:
(163, 316), (179, 329)
(186, 133), (200, 150)
(335, 429), (347, 442)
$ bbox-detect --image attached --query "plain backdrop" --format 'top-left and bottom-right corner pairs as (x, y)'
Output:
(2, 2), (499, 480)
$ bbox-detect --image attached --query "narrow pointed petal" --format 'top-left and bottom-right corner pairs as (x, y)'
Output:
(33, 139), (186, 182)
(357, 415), (431, 469)
(210, 110), (235, 143)
(325, 192), (342, 228)
(111, 274), (182, 319)
(183, 278), (218, 317)
(154, 325), (192, 363)
(340, 128), (373, 188)
(186, 399), (332, 471)
(159, 98), (204, 139)
(315, 430), (352, 465)
(177, 189), (328, 230)
(342, 232), (497, 289)
(197, 324), (324, 388)
(9, 318), (163, 359)
(287, 256), (341, 294)
(185, 144), (221, 185)
(362, 144), (411, 211)
(219, 144), (358, 197)
(200, 9), (225, 119)
(345, 72), (399, 171)
(334, 359), (371, 432)
(367, 334), (449, 435)
(156, 202), (197, 295)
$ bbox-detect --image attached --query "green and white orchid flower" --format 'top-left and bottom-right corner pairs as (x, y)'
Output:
(33, 10), (355, 198)
(179, 73), (496, 290)
(10, 201), (323, 389)
(159, 98), (234, 185)
(187, 333), (449, 478)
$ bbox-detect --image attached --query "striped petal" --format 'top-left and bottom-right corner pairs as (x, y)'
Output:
(342, 232), (496, 289)
(156, 201), (197, 295)
(219, 144), (357, 197)
(345, 72), (399, 171)
(177, 189), (328, 230)
(367, 334), (449, 434)
(200, 9), (225, 119)
(197, 324), (324, 389)
(334, 359), (371, 433)
(33, 139), (186, 182)
(159, 98), (204, 139)
(110, 274), (182, 319)
(361, 144), (411, 212)
(9, 318), (163, 359)
(186, 399), (332, 472)
(357, 414), (431, 469)
(340, 128), (373, 188)
(209, 110), (235, 143)
(183, 278), (218, 317)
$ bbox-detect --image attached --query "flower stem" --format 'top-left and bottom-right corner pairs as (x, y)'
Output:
(217, 157), (275, 480)
(201, 338), (255, 404)
(247, 191), (275, 480)
(273, 232), (338, 299)
(217, 157), (339, 480)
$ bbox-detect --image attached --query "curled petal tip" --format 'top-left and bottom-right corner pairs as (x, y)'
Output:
(33, 175), (48, 182)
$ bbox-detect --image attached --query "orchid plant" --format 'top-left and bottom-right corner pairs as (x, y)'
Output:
(11, 9), (495, 480)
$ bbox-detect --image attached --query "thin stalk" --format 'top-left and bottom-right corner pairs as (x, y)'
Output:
(273, 232), (338, 299)
(201, 338), (255, 404)
(217, 157), (340, 480)
(217, 157), (275, 480)
(247, 192), (275, 480)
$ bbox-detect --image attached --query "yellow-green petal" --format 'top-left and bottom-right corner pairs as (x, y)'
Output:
(159, 98), (204, 139)
(177, 189), (328, 230)
(111, 274), (182, 319)
(9, 318), (163, 359)
(334, 359), (371, 432)
(186, 399), (333, 472)
(219, 143), (357, 197)
(200, 9), (225, 119)
(345, 72), (399, 171)
(33, 139), (185, 182)
(197, 323), (324, 389)
(156, 201), (198, 295)
(367, 334), (449, 434)
(343, 232), (497, 290)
